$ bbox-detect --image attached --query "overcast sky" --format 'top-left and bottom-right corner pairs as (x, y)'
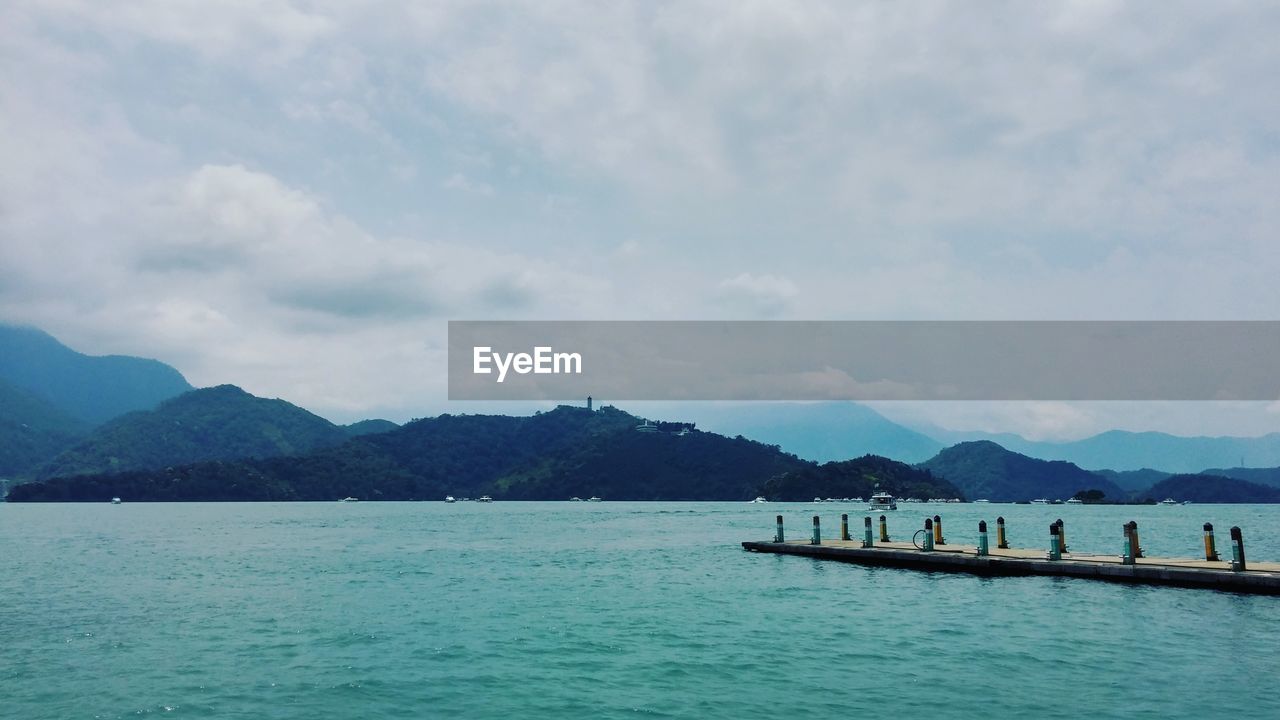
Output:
(2, 1), (1278, 438)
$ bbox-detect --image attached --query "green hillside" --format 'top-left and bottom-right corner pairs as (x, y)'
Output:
(0, 379), (90, 478)
(761, 454), (962, 501)
(343, 419), (400, 437)
(38, 385), (349, 478)
(1143, 474), (1280, 503)
(11, 406), (810, 501)
(918, 441), (1125, 502)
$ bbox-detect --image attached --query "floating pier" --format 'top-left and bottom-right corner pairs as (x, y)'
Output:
(743, 515), (1280, 595)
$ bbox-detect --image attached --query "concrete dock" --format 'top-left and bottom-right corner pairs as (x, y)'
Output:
(742, 537), (1280, 594)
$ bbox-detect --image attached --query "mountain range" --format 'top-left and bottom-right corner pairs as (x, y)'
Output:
(11, 406), (965, 502)
(4, 324), (1280, 503)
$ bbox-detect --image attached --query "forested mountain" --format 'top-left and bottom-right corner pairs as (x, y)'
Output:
(918, 441), (1125, 502)
(760, 454), (962, 501)
(38, 385), (349, 479)
(0, 379), (89, 478)
(10, 406), (812, 502)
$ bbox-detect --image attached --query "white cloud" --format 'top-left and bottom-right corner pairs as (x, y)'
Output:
(1, 0), (1279, 434)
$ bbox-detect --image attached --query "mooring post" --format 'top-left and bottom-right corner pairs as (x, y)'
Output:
(977, 520), (989, 557)
(774, 514), (785, 543)
(1056, 519), (1068, 554)
(922, 518), (935, 551)
(1048, 522), (1062, 561)
(1131, 520), (1144, 558)
(811, 515), (821, 545)
(841, 513), (851, 541)
(933, 514), (946, 545)
(1122, 521), (1136, 565)
(863, 516), (874, 548)
(1203, 523), (1220, 561)
(879, 514), (890, 543)
(1230, 526), (1246, 572)
(996, 516), (1008, 549)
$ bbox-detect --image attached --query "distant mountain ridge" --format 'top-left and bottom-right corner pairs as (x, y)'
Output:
(0, 324), (192, 425)
(38, 384), (350, 479)
(686, 402), (943, 463)
(921, 425), (1280, 473)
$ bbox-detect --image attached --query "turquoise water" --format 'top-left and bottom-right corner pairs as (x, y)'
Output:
(2, 501), (1278, 719)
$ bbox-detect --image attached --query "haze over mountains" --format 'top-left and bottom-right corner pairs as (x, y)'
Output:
(4, 325), (1280, 503)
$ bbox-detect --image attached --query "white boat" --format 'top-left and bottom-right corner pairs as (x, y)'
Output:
(1065, 498), (1083, 505)
(587, 496), (602, 502)
(341, 497), (358, 502)
(477, 495), (494, 503)
(1159, 498), (1178, 505)
(110, 497), (122, 504)
(749, 496), (767, 503)
(569, 497), (583, 502)
(974, 499), (990, 503)
(444, 496), (456, 503)
(1031, 498), (1049, 504)
(813, 497), (824, 503)
(869, 493), (897, 511)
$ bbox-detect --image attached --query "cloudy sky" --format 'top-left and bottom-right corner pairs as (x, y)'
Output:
(2, 1), (1278, 438)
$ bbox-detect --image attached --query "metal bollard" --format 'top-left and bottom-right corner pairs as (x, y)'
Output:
(811, 515), (821, 545)
(1056, 519), (1068, 554)
(1047, 522), (1062, 561)
(1230, 526), (1246, 572)
(863, 516), (874, 548)
(977, 520), (989, 557)
(775, 514), (785, 543)
(1122, 521), (1136, 565)
(879, 514), (890, 543)
(996, 516), (1009, 549)
(841, 514), (851, 541)
(933, 514), (946, 545)
(922, 518), (935, 551)
(1203, 523), (1220, 561)
(1131, 520), (1144, 558)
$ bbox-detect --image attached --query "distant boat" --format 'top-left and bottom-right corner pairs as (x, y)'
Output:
(813, 497), (823, 503)
(340, 497), (359, 503)
(974, 499), (990, 504)
(749, 496), (767, 503)
(569, 497), (583, 502)
(110, 497), (122, 504)
(477, 496), (494, 503)
(1160, 498), (1178, 505)
(869, 493), (897, 511)
(1031, 498), (1049, 504)
(1065, 498), (1083, 505)
(444, 496), (456, 503)
(587, 496), (603, 502)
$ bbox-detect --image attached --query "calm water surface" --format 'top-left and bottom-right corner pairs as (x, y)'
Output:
(2, 501), (1278, 719)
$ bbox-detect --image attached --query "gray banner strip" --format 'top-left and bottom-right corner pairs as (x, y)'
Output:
(448, 321), (1280, 401)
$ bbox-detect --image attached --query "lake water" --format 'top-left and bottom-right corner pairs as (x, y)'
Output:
(2, 501), (1278, 719)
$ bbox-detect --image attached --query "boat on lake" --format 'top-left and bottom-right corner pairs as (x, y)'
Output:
(869, 493), (897, 511)
(587, 496), (602, 502)
(749, 496), (767, 503)
(1160, 498), (1178, 505)
(444, 496), (456, 503)
(340, 497), (358, 502)
(1031, 498), (1049, 504)
(110, 497), (122, 504)
(477, 496), (493, 503)
(1066, 498), (1083, 504)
